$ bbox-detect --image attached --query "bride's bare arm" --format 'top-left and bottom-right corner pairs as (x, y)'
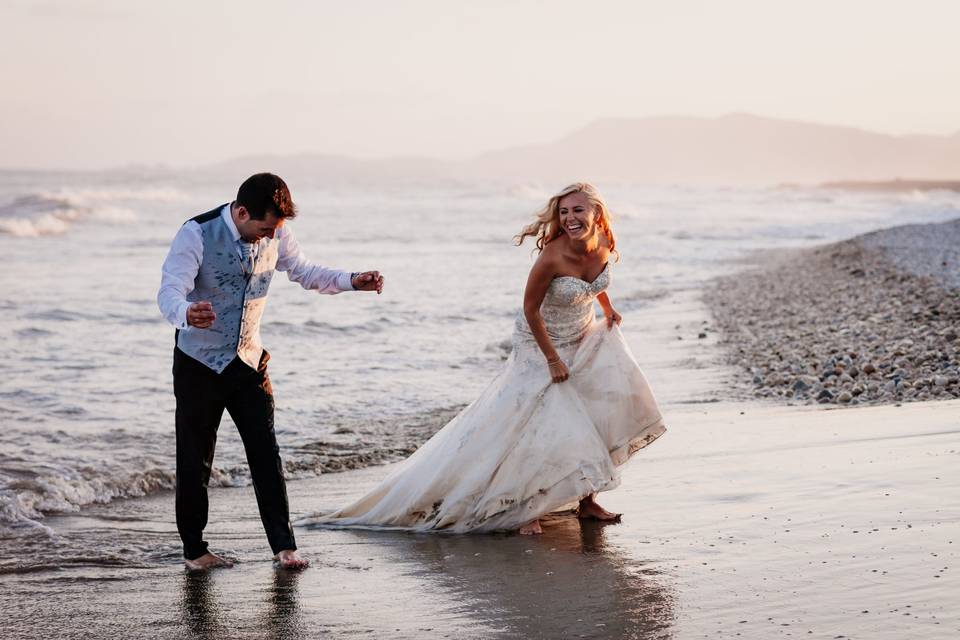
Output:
(523, 256), (569, 382)
(596, 291), (622, 328)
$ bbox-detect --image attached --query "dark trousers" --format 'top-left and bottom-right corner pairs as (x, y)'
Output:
(173, 347), (296, 560)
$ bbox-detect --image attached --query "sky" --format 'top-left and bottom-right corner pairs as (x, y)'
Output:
(1, 0), (959, 169)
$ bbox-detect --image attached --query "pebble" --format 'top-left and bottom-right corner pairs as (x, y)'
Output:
(704, 220), (960, 406)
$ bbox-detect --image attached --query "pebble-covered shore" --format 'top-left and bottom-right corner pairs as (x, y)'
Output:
(704, 219), (960, 405)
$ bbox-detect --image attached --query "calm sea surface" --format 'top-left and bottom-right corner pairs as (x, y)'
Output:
(2, 170), (958, 538)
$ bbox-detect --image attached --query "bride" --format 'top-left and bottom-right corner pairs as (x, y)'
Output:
(301, 182), (665, 535)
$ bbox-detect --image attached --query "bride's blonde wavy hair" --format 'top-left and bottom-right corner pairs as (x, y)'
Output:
(513, 182), (618, 259)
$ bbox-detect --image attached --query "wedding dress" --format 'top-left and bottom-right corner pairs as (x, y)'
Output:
(301, 263), (665, 532)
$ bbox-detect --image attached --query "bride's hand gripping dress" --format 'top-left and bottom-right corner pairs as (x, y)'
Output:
(299, 262), (665, 533)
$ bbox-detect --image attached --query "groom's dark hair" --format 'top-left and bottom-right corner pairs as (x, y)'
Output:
(236, 173), (298, 220)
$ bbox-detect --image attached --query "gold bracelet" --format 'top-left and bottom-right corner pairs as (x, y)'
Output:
(546, 356), (561, 365)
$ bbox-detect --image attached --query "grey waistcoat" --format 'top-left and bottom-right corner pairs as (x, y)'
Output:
(176, 204), (279, 373)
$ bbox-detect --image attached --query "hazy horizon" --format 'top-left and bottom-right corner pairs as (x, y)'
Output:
(3, 0), (959, 170)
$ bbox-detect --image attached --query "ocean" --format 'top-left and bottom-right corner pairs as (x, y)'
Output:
(2, 169), (958, 545)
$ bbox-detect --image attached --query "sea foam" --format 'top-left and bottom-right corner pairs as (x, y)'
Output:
(0, 185), (185, 237)
(0, 193), (135, 237)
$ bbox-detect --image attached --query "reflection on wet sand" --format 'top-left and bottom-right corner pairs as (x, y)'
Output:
(180, 569), (305, 640)
(180, 572), (226, 639)
(262, 570), (306, 640)
(334, 514), (675, 639)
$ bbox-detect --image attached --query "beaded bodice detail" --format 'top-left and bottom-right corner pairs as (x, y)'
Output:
(514, 263), (611, 349)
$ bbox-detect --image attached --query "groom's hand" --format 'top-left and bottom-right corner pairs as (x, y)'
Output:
(351, 271), (384, 294)
(187, 301), (216, 328)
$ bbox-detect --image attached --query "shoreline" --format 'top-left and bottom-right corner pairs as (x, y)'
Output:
(4, 216), (957, 533)
(0, 284), (727, 538)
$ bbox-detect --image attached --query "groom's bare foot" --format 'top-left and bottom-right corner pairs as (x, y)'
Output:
(518, 519), (543, 535)
(275, 549), (309, 570)
(578, 496), (622, 522)
(184, 552), (234, 572)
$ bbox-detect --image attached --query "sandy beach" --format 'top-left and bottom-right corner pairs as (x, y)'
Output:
(3, 214), (959, 639)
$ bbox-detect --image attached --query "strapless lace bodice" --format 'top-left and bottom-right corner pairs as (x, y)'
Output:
(514, 263), (610, 349)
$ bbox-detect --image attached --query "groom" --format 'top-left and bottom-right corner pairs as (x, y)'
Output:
(157, 173), (383, 571)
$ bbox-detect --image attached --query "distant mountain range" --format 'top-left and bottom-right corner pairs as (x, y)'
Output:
(209, 113), (960, 186)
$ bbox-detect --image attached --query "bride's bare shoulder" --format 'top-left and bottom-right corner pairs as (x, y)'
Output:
(537, 238), (568, 266)
(526, 240), (564, 284)
(542, 235), (571, 258)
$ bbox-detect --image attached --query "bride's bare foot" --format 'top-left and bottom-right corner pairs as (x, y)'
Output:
(578, 495), (621, 521)
(275, 549), (309, 570)
(518, 519), (543, 535)
(184, 552), (234, 572)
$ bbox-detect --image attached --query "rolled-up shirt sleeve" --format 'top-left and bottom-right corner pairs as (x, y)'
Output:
(275, 226), (354, 293)
(157, 221), (203, 329)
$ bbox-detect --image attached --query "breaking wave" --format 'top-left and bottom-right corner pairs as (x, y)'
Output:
(0, 404), (462, 535)
(0, 194), (134, 237)
(0, 187), (183, 237)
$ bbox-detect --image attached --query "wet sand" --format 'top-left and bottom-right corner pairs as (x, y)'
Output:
(3, 395), (957, 639)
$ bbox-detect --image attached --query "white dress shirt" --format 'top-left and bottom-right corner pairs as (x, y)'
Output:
(158, 204), (354, 330)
